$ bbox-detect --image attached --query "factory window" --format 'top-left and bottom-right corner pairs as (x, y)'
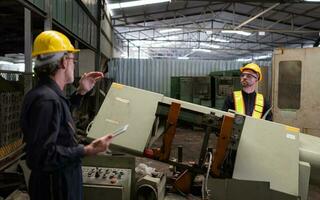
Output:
(278, 61), (302, 109)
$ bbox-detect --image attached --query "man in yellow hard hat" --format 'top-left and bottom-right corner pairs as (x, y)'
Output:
(20, 30), (113, 200)
(222, 63), (272, 120)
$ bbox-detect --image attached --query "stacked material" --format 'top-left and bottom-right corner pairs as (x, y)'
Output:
(0, 92), (23, 159)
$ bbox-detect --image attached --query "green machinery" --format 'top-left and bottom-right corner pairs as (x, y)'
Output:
(170, 72), (241, 110)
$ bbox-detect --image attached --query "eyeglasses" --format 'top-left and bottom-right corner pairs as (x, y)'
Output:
(66, 57), (78, 64)
(240, 73), (258, 79)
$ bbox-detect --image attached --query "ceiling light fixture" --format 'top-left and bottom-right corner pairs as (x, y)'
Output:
(211, 37), (229, 43)
(177, 56), (189, 60)
(159, 28), (182, 33)
(237, 58), (252, 62)
(200, 43), (221, 49)
(192, 48), (212, 53)
(108, 0), (171, 10)
(253, 54), (272, 60)
(155, 36), (179, 40)
(221, 30), (252, 36)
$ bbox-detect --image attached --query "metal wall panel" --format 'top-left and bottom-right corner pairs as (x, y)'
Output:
(50, 0), (97, 49)
(65, 0), (72, 30)
(60, 0), (66, 25)
(108, 59), (271, 96)
(100, 33), (112, 57)
(83, 15), (88, 43)
(81, 0), (98, 19)
(28, 0), (44, 10)
(101, 17), (112, 42)
(91, 23), (97, 48)
(78, 8), (84, 38)
(25, 0), (99, 50)
(72, 0), (79, 34)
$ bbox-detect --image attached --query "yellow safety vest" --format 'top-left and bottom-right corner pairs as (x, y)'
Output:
(233, 91), (264, 119)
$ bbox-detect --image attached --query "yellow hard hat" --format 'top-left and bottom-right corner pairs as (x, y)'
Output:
(240, 63), (262, 81)
(32, 30), (79, 57)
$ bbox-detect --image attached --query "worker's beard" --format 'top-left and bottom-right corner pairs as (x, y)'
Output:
(241, 79), (254, 88)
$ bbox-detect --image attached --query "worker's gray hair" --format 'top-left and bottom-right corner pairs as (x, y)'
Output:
(34, 52), (66, 78)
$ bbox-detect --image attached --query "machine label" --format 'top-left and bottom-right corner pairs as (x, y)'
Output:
(286, 133), (296, 140)
(112, 83), (124, 89)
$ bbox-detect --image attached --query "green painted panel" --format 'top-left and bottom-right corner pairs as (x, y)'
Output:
(210, 70), (240, 77)
(78, 9), (84, 38)
(32, 0), (44, 10)
(193, 76), (211, 99)
(180, 77), (193, 103)
(65, 0), (72, 30)
(200, 99), (212, 107)
(72, 0), (79, 35)
(170, 77), (180, 99)
(52, 0), (58, 20)
(60, 0), (66, 25)
(83, 15), (88, 43)
(55, 0), (66, 24)
(91, 24), (96, 48)
(81, 0), (97, 19)
(87, 21), (91, 45)
(56, 0), (61, 22)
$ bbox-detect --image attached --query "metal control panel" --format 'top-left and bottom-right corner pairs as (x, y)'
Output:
(82, 155), (135, 200)
(82, 166), (131, 189)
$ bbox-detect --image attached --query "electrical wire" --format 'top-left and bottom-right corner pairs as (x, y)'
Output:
(202, 152), (213, 200)
(85, 121), (94, 135)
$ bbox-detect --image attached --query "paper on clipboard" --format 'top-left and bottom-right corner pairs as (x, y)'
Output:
(112, 124), (129, 138)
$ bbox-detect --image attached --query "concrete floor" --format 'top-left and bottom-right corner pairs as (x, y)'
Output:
(139, 127), (320, 200)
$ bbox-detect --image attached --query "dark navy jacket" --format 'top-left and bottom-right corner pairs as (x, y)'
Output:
(20, 77), (85, 200)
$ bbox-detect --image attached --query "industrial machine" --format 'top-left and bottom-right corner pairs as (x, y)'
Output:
(136, 173), (166, 200)
(82, 154), (135, 200)
(272, 47), (320, 137)
(87, 82), (320, 200)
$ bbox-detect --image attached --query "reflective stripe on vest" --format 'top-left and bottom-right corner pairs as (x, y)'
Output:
(233, 91), (264, 119)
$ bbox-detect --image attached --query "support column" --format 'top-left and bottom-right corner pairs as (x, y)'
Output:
(95, 0), (102, 113)
(74, 40), (80, 77)
(95, 0), (101, 70)
(44, 0), (52, 30)
(24, 8), (33, 94)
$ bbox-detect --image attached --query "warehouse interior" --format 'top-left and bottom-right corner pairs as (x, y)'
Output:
(1, 0), (320, 199)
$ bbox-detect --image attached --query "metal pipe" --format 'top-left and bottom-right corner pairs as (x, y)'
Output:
(235, 3), (280, 29)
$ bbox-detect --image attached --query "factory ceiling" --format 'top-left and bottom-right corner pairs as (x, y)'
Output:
(1, 0), (320, 61)
(109, 0), (320, 60)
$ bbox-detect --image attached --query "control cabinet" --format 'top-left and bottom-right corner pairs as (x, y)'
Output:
(82, 154), (135, 200)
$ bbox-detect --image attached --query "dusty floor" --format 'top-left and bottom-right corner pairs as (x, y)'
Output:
(137, 127), (320, 200)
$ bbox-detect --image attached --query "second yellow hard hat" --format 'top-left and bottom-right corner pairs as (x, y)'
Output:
(240, 63), (262, 81)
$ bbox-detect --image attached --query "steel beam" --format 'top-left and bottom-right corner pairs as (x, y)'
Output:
(115, 26), (320, 33)
(136, 46), (273, 52)
(24, 8), (33, 94)
(235, 3), (280, 29)
(126, 38), (312, 45)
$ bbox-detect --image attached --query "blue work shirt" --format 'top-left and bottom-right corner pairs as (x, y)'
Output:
(20, 77), (85, 200)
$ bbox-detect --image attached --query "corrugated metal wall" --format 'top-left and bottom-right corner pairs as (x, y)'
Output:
(108, 58), (271, 96)
(27, 0), (98, 49)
